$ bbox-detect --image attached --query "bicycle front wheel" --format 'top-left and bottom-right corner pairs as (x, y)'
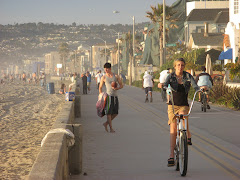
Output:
(179, 131), (188, 176)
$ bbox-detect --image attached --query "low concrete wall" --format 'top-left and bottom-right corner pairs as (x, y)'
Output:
(27, 87), (82, 180)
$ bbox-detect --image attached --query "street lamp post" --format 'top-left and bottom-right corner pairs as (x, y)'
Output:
(130, 16), (135, 85)
(83, 45), (92, 72)
(108, 29), (121, 75)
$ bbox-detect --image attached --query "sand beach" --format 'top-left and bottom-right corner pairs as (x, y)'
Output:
(0, 80), (67, 179)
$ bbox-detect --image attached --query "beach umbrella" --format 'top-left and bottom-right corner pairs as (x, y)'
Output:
(206, 54), (213, 75)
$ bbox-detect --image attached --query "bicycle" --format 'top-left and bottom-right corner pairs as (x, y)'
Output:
(200, 89), (208, 112)
(166, 86), (201, 176)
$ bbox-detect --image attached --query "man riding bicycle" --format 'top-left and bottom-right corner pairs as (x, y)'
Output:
(195, 66), (213, 109)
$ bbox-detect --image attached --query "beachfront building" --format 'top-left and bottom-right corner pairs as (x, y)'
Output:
(44, 51), (61, 75)
(91, 43), (114, 73)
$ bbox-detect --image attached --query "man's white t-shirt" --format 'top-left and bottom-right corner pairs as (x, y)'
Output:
(95, 73), (103, 83)
(159, 70), (169, 83)
(143, 73), (153, 88)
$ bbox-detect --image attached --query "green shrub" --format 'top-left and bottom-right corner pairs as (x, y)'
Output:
(153, 71), (160, 79)
(212, 64), (223, 71)
(224, 63), (240, 80)
(210, 84), (240, 110)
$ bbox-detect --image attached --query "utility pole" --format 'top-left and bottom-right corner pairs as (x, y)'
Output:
(117, 32), (120, 75)
(163, 0), (166, 65)
(89, 46), (92, 72)
(132, 16), (135, 82)
(104, 41), (107, 63)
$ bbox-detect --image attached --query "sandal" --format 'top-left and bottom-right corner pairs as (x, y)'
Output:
(188, 138), (192, 145)
(167, 158), (175, 167)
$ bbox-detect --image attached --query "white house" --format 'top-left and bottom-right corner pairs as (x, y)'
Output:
(224, 0), (240, 64)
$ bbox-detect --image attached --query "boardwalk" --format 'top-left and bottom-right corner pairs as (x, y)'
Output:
(71, 83), (240, 180)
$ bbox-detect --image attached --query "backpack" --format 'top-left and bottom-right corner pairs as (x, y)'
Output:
(96, 92), (108, 117)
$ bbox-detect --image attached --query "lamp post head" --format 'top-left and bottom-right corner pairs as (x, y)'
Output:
(113, 10), (120, 13)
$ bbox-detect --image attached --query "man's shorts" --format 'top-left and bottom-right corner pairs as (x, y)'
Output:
(87, 82), (91, 88)
(105, 96), (119, 115)
(167, 105), (189, 125)
(200, 86), (210, 94)
(145, 87), (152, 94)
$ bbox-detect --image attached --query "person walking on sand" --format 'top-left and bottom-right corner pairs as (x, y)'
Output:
(22, 72), (26, 84)
(142, 71), (154, 102)
(32, 72), (37, 84)
(39, 72), (46, 87)
(99, 63), (123, 133)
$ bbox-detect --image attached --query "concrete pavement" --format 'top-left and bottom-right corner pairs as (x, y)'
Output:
(71, 83), (240, 180)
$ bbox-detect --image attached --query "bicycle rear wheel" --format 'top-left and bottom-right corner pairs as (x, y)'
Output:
(179, 131), (188, 176)
(174, 144), (179, 171)
(202, 93), (207, 112)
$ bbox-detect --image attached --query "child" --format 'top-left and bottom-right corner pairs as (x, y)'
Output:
(59, 83), (66, 94)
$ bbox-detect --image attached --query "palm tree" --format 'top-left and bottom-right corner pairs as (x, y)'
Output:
(146, 4), (178, 67)
(58, 43), (70, 73)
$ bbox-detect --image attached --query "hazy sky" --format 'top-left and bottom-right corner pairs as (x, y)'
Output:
(0, 0), (176, 25)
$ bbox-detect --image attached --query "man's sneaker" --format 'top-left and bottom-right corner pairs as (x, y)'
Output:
(150, 97), (153, 102)
(207, 104), (210, 109)
(145, 98), (148, 103)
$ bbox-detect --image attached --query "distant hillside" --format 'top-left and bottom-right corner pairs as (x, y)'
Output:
(0, 22), (150, 64)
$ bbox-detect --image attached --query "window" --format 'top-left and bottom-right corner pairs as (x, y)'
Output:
(234, 0), (239, 14)
(196, 26), (204, 33)
(220, 28), (225, 33)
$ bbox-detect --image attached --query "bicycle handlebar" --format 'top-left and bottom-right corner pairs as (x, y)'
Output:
(165, 86), (202, 117)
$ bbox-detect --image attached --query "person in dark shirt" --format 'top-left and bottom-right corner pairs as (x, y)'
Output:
(81, 73), (87, 94)
(164, 58), (199, 167)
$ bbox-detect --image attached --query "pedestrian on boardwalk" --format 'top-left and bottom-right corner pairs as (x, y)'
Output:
(95, 70), (103, 89)
(81, 73), (88, 94)
(120, 73), (126, 85)
(142, 71), (154, 102)
(86, 71), (91, 94)
(99, 63), (123, 133)
(164, 58), (199, 167)
(158, 68), (172, 102)
(69, 72), (77, 91)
